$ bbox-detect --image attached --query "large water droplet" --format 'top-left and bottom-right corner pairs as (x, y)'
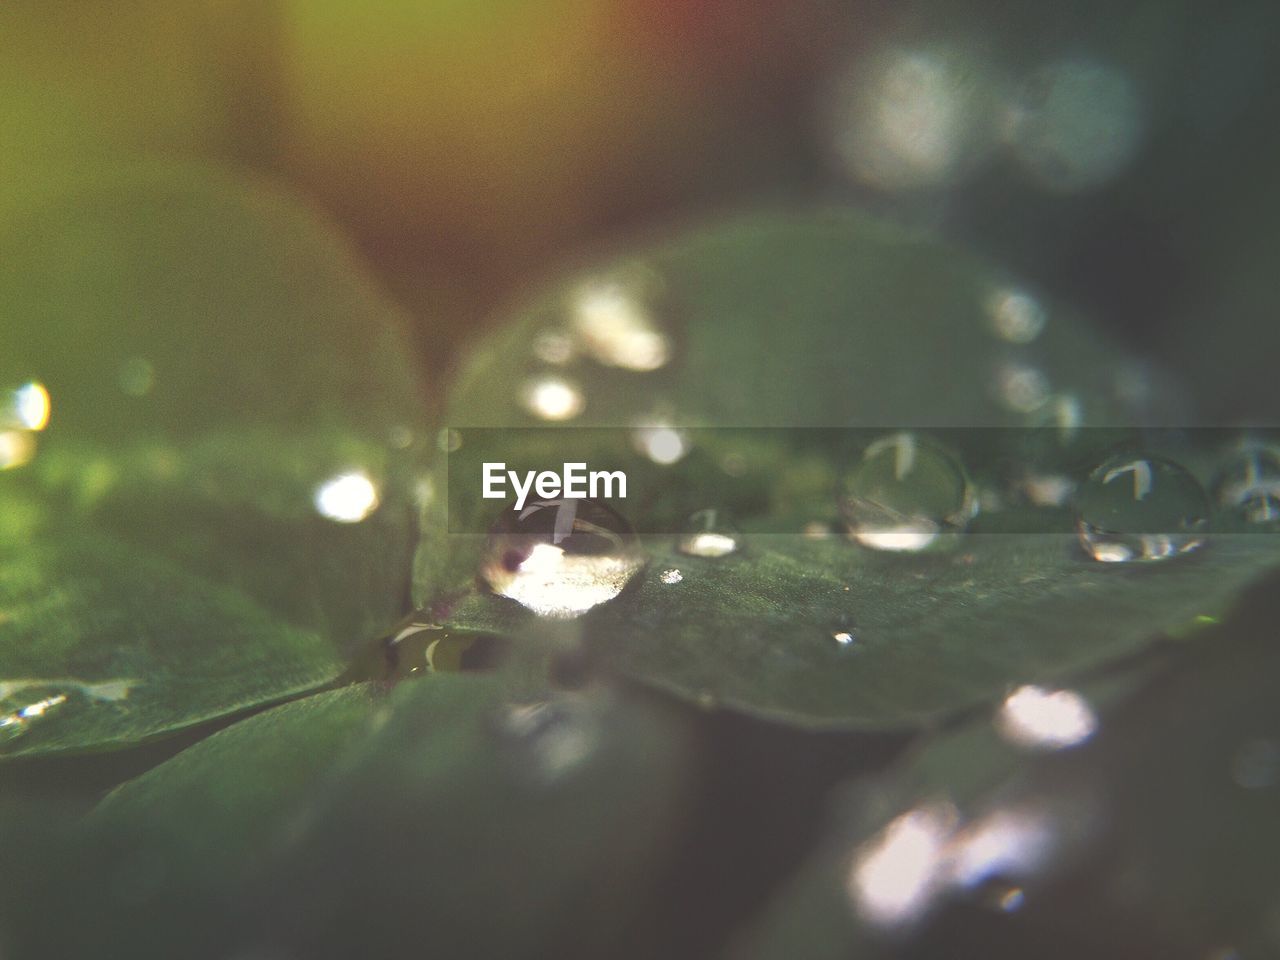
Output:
(676, 509), (740, 558)
(480, 498), (645, 618)
(1213, 443), (1280, 527)
(1075, 455), (1209, 562)
(840, 433), (975, 552)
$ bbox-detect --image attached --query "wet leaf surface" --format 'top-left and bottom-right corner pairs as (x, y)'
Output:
(422, 212), (1280, 728)
(0, 165), (427, 756)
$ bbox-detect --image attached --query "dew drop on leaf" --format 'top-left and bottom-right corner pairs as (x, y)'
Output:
(840, 433), (975, 552)
(1075, 454), (1210, 563)
(676, 509), (740, 558)
(480, 498), (645, 618)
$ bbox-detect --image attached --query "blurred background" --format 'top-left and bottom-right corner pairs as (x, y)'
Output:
(4, 0), (1276, 420)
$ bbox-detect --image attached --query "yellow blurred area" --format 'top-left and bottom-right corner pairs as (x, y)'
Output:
(276, 0), (718, 256)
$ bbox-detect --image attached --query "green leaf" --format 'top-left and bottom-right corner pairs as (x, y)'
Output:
(1, 675), (694, 958)
(736, 612), (1280, 958)
(420, 211), (1280, 728)
(0, 165), (427, 757)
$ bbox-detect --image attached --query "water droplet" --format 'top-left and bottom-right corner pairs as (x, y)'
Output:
(1005, 59), (1143, 193)
(833, 630), (858, 648)
(632, 423), (689, 465)
(2, 380), (51, 432)
(480, 498), (645, 618)
(994, 361), (1050, 413)
(1213, 443), (1280, 527)
(0, 676), (138, 744)
(498, 696), (602, 785)
(1076, 455), (1209, 563)
(520, 375), (585, 421)
(660, 568), (683, 585)
(996, 685), (1098, 750)
(313, 470), (380, 523)
(830, 48), (994, 191)
(570, 279), (670, 371)
(676, 509), (740, 558)
(984, 287), (1046, 344)
(118, 358), (155, 397)
(840, 433), (975, 552)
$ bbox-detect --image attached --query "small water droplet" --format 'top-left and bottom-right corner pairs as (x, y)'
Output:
(313, 470), (380, 523)
(570, 279), (670, 371)
(520, 375), (585, 421)
(1004, 59), (1143, 193)
(840, 433), (975, 552)
(1213, 443), (1280, 527)
(660, 568), (683, 584)
(1076, 455), (1209, 563)
(118, 358), (155, 397)
(833, 630), (858, 648)
(994, 362), (1050, 413)
(480, 498), (645, 618)
(633, 422), (689, 465)
(984, 287), (1046, 344)
(676, 509), (740, 558)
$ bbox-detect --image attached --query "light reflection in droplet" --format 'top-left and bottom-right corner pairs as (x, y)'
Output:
(520, 376), (585, 422)
(660, 568), (684, 585)
(996, 684), (1098, 750)
(487, 542), (645, 618)
(852, 525), (941, 553)
(995, 362), (1050, 413)
(833, 630), (857, 647)
(570, 281), (670, 372)
(313, 471), (380, 523)
(633, 424), (689, 465)
(6, 381), (51, 431)
(984, 288), (1046, 344)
